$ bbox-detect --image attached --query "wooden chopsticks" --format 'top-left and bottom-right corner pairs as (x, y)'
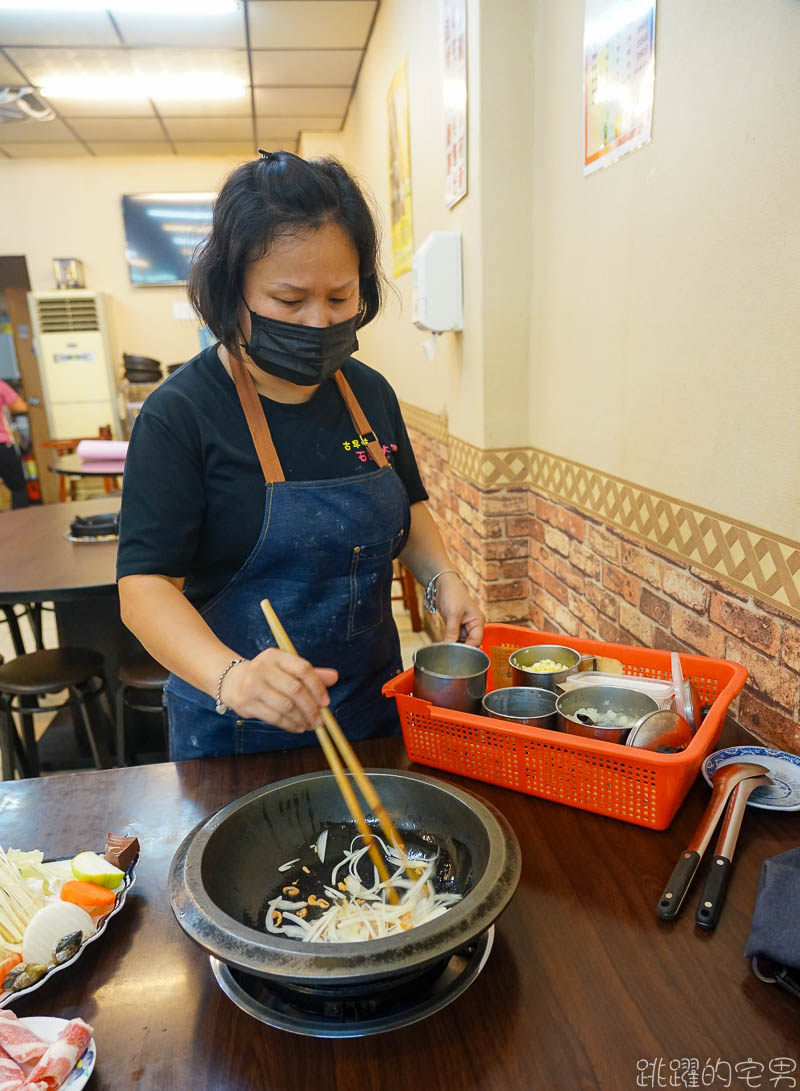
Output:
(260, 599), (412, 905)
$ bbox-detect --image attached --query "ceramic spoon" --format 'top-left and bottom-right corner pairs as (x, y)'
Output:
(656, 761), (768, 921)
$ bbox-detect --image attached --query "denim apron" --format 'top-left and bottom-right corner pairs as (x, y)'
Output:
(165, 359), (410, 760)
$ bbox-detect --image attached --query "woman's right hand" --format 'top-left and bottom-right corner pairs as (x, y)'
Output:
(221, 649), (338, 734)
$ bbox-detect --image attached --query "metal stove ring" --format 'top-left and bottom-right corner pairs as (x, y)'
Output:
(210, 925), (495, 1039)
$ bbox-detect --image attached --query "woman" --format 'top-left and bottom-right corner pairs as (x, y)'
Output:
(117, 150), (483, 760)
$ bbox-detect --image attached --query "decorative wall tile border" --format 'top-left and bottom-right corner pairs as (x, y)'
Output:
(400, 404), (800, 620)
(399, 402), (449, 444)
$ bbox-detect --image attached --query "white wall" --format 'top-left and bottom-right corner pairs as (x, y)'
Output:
(0, 155), (243, 373)
(529, 0), (800, 537)
(305, 0), (488, 443)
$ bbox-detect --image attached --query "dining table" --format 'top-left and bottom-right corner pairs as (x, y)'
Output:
(2, 725), (797, 1090)
(0, 497), (141, 767)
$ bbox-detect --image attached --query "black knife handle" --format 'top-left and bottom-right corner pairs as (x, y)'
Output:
(695, 856), (732, 930)
(657, 850), (702, 920)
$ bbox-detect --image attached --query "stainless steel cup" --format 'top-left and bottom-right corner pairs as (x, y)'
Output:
(508, 644), (595, 692)
(413, 643), (491, 714)
(555, 684), (659, 744)
(481, 687), (559, 730)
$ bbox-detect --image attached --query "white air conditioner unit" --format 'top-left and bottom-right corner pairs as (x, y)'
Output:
(28, 290), (121, 439)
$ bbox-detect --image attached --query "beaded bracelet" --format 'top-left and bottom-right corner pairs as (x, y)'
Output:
(423, 569), (460, 614)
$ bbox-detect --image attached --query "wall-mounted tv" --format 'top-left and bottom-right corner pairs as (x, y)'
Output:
(121, 192), (215, 287)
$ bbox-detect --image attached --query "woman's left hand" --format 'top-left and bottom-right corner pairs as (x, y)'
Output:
(435, 572), (484, 646)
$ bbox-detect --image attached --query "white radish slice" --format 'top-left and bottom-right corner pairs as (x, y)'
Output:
(22, 902), (95, 965)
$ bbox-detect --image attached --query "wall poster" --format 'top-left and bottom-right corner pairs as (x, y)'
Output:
(584, 0), (656, 175)
(387, 57), (414, 277)
(442, 0), (467, 208)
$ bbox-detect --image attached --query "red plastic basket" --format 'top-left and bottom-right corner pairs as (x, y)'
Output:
(383, 624), (748, 830)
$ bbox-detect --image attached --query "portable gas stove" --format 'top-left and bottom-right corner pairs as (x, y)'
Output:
(209, 926), (494, 1038)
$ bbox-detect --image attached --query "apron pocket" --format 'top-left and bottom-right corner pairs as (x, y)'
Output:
(348, 533), (403, 637)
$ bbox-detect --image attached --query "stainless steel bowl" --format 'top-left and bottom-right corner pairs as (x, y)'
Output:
(626, 709), (692, 752)
(481, 687), (558, 730)
(508, 644), (593, 692)
(413, 642), (491, 713)
(168, 769), (521, 987)
(555, 684), (660, 744)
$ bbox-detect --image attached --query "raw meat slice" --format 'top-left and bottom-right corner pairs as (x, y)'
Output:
(0, 1018), (47, 1066)
(0, 1053), (25, 1091)
(19, 1018), (92, 1090)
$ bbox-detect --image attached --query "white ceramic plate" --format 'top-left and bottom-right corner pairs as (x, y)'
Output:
(0, 854), (137, 1009)
(702, 746), (800, 811)
(17, 1016), (96, 1088)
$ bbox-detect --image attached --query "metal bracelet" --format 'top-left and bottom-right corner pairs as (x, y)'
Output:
(423, 569), (460, 614)
(215, 657), (248, 716)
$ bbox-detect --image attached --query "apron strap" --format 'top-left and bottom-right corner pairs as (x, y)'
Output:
(230, 355), (285, 483)
(231, 355), (389, 484)
(333, 371), (389, 469)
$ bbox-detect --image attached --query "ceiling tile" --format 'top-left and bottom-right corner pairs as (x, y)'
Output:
(255, 117), (342, 143)
(151, 97), (250, 118)
(162, 117), (252, 141)
(0, 12), (119, 48)
(253, 87), (348, 117)
(248, 2), (377, 50)
(0, 118), (76, 143)
(250, 49), (360, 87)
(0, 53), (26, 85)
(111, 11), (246, 49)
(8, 46), (249, 84)
(89, 141), (175, 157)
(68, 117), (166, 142)
(6, 47), (131, 85)
(173, 141), (255, 157)
(1, 141), (90, 158)
(48, 97), (155, 119)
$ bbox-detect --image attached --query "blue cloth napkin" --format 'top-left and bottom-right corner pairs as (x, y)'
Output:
(745, 846), (800, 997)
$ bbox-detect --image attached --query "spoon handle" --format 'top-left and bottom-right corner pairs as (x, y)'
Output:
(657, 850), (701, 920)
(694, 856), (732, 930)
(695, 774), (770, 930)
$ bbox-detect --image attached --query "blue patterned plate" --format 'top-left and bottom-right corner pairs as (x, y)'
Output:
(17, 1016), (96, 1088)
(703, 746), (800, 811)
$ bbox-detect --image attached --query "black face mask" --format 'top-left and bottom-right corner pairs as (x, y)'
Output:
(241, 304), (359, 386)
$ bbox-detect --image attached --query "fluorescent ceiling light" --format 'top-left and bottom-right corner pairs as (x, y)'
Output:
(39, 75), (246, 103)
(0, 1), (238, 12)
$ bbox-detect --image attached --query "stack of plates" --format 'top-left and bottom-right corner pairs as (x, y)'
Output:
(123, 353), (162, 383)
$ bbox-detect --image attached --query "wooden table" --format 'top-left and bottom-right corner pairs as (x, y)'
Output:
(2, 732), (797, 1090)
(48, 455), (124, 504)
(0, 498), (140, 765)
(49, 454), (126, 481)
(0, 498), (120, 606)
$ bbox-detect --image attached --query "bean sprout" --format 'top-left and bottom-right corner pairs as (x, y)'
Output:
(266, 834), (462, 944)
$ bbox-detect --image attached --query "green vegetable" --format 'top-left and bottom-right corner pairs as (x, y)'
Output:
(71, 852), (124, 890)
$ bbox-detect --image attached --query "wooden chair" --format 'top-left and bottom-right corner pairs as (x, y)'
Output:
(392, 561), (423, 632)
(42, 425), (119, 502)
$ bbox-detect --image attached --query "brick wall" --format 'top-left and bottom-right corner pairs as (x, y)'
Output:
(408, 425), (800, 753)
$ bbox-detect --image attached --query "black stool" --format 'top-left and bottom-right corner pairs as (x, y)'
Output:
(1, 603), (46, 657)
(0, 648), (113, 780)
(116, 652), (169, 766)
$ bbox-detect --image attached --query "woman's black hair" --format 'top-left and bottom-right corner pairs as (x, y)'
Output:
(188, 150), (385, 353)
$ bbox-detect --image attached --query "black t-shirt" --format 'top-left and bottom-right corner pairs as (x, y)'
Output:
(116, 346), (428, 606)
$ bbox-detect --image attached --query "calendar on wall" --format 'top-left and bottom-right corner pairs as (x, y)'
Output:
(584, 0), (656, 175)
(442, 0), (467, 209)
